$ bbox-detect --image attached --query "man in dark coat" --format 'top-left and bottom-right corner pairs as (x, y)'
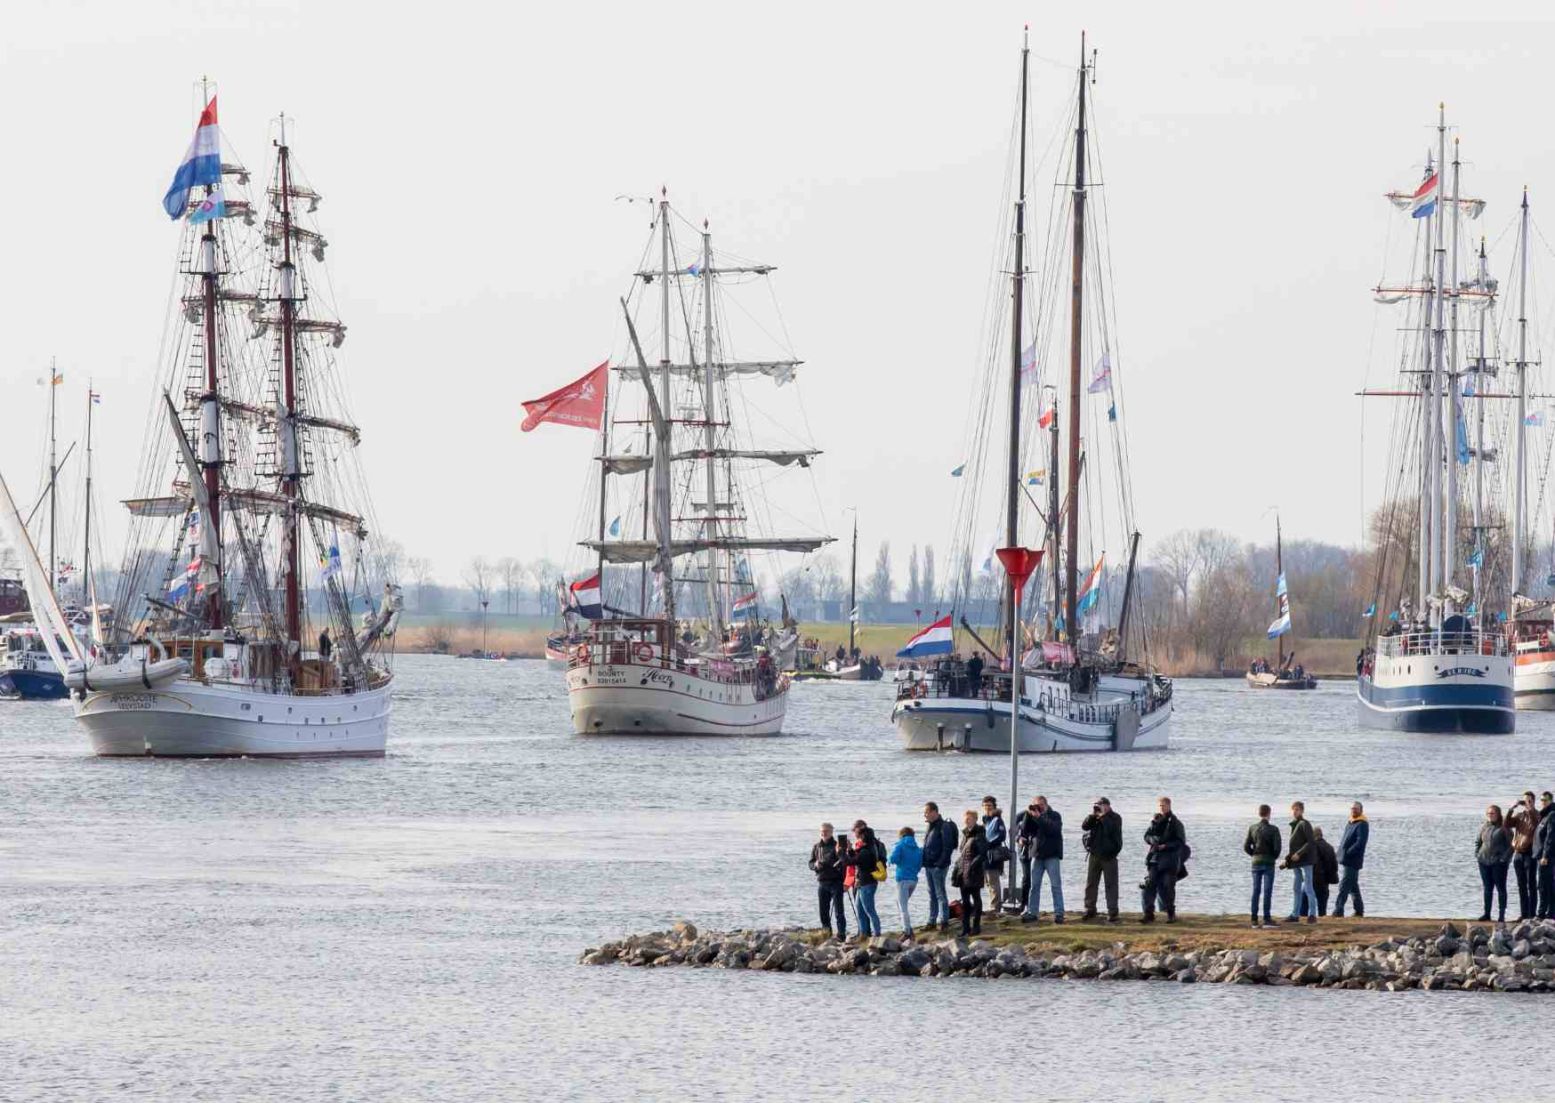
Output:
(1334, 801), (1369, 918)
(809, 822), (848, 938)
(921, 802), (960, 933)
(1080, 797), (1123, 922)
(1537, 793), (1555, 919)
(1141, 796), (1186, 923)
(1282, 801), (1318, 924)
(1020, 796), (1065, 923)
(1302, 827), (1340, 917)
(1014, 800), (1039, 909)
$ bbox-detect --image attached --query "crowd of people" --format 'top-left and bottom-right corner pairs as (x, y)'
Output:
(805, 790), (1555, 939)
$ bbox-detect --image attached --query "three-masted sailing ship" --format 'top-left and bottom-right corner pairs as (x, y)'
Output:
(563, 190), (829, 735)
(1357, 108), (1513, 733)
(892, 34), (1172, 754)
(8, 94), (403, 755)
(1246, 515), (1317, 690)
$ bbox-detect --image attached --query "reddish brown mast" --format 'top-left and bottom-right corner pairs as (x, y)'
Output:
(278, 129), (301, 652)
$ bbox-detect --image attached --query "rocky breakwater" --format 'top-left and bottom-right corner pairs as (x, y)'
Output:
(581, 919), (1555, 992)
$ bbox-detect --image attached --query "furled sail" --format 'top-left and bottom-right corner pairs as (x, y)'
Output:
(584, 536), (831, 564)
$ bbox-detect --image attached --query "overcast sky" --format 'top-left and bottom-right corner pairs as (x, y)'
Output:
(4, 2), (1554, 584)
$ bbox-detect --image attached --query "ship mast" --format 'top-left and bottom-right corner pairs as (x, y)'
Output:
(47, 357), (58, 595)
(701, 220), (722, 639)
(1047, 385), (1060, 640)
(1063, 37), (1089, 648)
(1471, 235), (1488, 623)
(657, 188), (676, 625)
(197, 96), (224, 632)
(848, 512), (857, 656)
(1427, 106), (1448, 619)
(1004, 28), (1029, 671)
(83, 384), (95, 640)
(1443, 138), (1461, 597)
(1512, 186), (1530, 595)
(277, 117), (302, 654)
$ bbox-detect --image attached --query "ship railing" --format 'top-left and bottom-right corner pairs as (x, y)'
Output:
(898, 671), (1169, 722)
(1375, 630), (1507, 659)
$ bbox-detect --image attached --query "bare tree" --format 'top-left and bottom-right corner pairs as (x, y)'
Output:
(497, 556), (523, 613)
(922, 544), (937, 605)
(463, 556), (492, 611)
(407, 556), (435, 612)
(867, 541), (893, 606)
(907, 545), (921, 605)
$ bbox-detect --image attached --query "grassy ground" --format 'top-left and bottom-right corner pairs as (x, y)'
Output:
(804, 911), (1458, 953)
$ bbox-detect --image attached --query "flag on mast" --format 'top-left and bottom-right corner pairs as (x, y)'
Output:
(521, 362), (608, 432)
(896, 614), (953, 658)
(568, 572), (603, 619)
(162, 97), (223, 220)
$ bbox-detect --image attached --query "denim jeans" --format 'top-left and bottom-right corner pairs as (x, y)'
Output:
(1023, 857), (1064, 919)
(896, 879), (917, 934)
(818, 881), (847, 936)
(1287, 863), (1317, 919)
(1480, 860), (1510, 921)
(1334, 866), (1363, 916)
(1250, 865), (1275, 920)
(924, 866), (950, 924)
(855, 882), (882, 936)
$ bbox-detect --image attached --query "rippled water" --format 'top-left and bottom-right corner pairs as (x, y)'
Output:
(4, 658), (1555, 1100)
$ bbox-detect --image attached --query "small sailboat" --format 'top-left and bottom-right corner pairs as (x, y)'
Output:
(1357, 108), (1512, 733)
(1246, 515), (1317, 689)
(820, 515), (881, 681)
(560, 190), (830, 734)
(17, 94), (403, 756)
(891, 34), (1172, 754)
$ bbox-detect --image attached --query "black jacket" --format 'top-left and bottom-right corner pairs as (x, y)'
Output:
(1032, 808), (1064, 861)
(809, 837), (845, 883)
(956, 824), (988, 885)
(1144, 812), (1185, 870)
(1080, 809), (1123, 861)
(1286, 817), (1315, 867)
(1537, 807), (1555, 862)
(1313, 837), (1339, 891)
(1243, 820), (1281, 866)
(1016, 809), (1039, 857)
(846, 833), (887, 883)
(922, 816), (959, 869)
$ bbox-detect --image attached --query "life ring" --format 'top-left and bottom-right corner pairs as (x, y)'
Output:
(634, 642), (654, 664)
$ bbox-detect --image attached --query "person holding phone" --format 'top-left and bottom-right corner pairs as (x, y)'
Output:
(1080, 797), (1123, 922)
(1509, 791), (1541, 921)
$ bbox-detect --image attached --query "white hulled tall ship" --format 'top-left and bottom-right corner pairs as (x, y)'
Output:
(891, 35), (1172, 754)
(1357, 108), (1512, 733)
(563, 191), (830, 735)
(12, 95), (402, 756)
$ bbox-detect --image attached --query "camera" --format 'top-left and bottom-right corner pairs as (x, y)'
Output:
(1093, 803), (1102, 814)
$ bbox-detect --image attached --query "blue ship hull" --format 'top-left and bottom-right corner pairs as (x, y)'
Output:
(0, 668), (68, 701)
(1355, 676), (1514, 734)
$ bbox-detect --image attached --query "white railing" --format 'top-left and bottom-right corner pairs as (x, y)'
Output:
(1375, 629), (1507, 659)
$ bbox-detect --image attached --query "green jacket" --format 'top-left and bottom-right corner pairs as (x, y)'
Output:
(1286, 817), (1315, 866)
(1243, 820), (1281, 867)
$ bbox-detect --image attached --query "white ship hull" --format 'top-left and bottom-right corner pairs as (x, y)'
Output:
(567, 660), (787, 735)
(1515, 650), (1555, 711)
(893, 671), (1170, 753)
(1356, 633), (1513, 733)
(74, 677), (392, 757)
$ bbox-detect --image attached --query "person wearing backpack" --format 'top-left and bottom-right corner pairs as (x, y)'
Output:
(1079, 796), (1123, 922)
(1243, 804), (1281, 928)
(981, 795), (1010, 912)
(809, 822), (848, 939)
(921, 801), (960, 933)
(1281, 801), (1318, 924)
(846, 820), (887, 938)
(1141, 796), (1186, 923)
(889, 826), (924, 938)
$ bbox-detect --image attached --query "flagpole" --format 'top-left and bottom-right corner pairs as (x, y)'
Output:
(1513, 187), (1530, 595)
(48, 357), (57, 595)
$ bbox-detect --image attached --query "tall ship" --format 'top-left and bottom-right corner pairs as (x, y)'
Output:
(892, 34), (1172, 753)
(1357, 108), (1512, 733)
(1246, 515), (1317, 689)
(6, 94), (402, 755)
(561, 190), (829, 735)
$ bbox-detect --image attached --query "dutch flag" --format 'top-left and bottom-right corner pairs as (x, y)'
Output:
(162, 97), (223, 220)
(568, 572), (603, 620)
(1409, 171), (1438, 219)
(731, 591), (759, 615)
(897, 614), (953, 658)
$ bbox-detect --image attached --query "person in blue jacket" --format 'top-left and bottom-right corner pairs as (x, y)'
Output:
(1333, 801), (1370, 918)
(889, 827), (924, 938)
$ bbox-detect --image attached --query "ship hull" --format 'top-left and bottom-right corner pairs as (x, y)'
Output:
(1514, 651), (1555, 711)
(0, 667), (68, 701)
(74, 678), (392, 757)
(1356, 661), (1514, 734)
(566, 661), (787, 735)
(893, 672), (1171, 753)
(1245, 671), (1317, 690)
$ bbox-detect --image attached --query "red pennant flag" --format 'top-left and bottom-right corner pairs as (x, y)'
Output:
(521, 362), (608, 432)
(1037, 405), (1055, 429)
